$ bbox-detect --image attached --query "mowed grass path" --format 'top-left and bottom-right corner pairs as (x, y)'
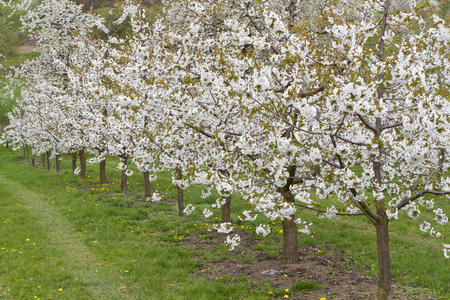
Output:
(0, 173), (121, 299)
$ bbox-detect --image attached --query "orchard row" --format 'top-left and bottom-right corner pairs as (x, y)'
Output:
(0, 1), (448, 299)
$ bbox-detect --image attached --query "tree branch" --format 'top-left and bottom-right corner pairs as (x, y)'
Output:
(295, 203), (364, 216)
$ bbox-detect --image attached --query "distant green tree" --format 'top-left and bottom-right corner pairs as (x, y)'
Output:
(0, 3), (20, 58)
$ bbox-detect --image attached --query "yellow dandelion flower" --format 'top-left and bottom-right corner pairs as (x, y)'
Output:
(279, 229), (283, 234)
(320, 298), (327, 300)
(284, 295), (289, 298)
(58, 288), (63, 292)
(268, 291), (273, 295)
(285, 289), (289, 292)
(25, 238), (31, 242)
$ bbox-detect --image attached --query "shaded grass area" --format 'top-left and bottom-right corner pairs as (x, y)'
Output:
(0, 146), (448, 299)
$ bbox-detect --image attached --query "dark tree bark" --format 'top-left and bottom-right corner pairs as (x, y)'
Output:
(221, 195), (231, 222)
(23, 144), (26, 160)
(31, 155), (35, 167)
(55, 154), (61, 173)
(375, 206), (391, 300)
(175, 167), (184, 216)
(5, 141), (8, 149)
(46, 151), (51, 171)
(282, 215), (298, 264)
(99, 158), (107, 184)
(143, 171), (152, 199)
(121, 156), (128, 191)
(278, 165), (299, 264)
(79, 150), (86, 179)
(41, 153), (45, 168)
(25, 144), (29, 161)
(72, 152), (77, 173)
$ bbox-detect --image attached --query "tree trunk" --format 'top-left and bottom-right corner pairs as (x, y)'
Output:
(99, 158), (107, 184)
(31, 155), (36, 167)
(277, 165), (299, 264)
(437, 148), (445, 180)
(175, 167), (184, 216)
(221, 195), (231, 222)
(143, 171), (152, 199)
(72, 152), (77, 173)
(121, 156), (128, 191)
(5, 141), (8, 149)
(375, 210), (391, 300)
(41, 153), (45, 168)
(23, 144), (26, 160)
(282, 215), (298, 264)
(79, 150), (86, 179)
(25, 144), (29, 161)
(46, 151), (51, 171)
(55, 154), (61, 173)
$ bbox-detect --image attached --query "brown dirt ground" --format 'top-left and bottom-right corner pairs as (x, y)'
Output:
(16, 45), (35, 54)
(183, 231), (438, 300)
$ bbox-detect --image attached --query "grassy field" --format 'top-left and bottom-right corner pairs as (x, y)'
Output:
(0, 146), (448, 299)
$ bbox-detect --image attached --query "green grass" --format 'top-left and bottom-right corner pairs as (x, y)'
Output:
(0, 146), (448, 299)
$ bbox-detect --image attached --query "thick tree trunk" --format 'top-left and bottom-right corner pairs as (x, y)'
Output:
(121, 156), (128, 191)
(72, 152), (77, 173)
(375, 210), (391, 300)
(46, 151), (51, 171)
(282, 215), (298, 264)
(278, 165), (299, 264)
(55, 154), (61, 173)
(143, 171), (152, 199)
(31, 155), (35, 167)
(99, 158), (107, 184)
(175, 167), (184, 216)
(41, 153), (45, 168)
(221, 195), (231, 222)
(79, 150), (86, 179)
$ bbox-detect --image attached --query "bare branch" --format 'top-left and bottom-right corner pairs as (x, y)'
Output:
(295, 203), (364, 216)
(382, 122), (402, 130)
(357, 114), (378, 134)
